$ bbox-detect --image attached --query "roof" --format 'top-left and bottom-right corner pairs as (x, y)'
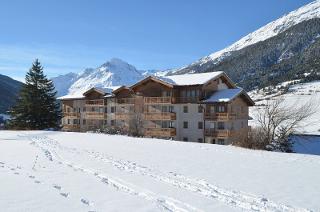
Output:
(130, 71), (227, 90)
(58, 86), (121, 100)
(159, 71), (224, 86)
(202, 88), (255, 106)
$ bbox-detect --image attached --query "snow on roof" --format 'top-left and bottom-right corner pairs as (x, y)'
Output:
(57, 93), (85, 100)
(158, 71), (224, 86)
(58, 86), (121, 100)
(203, 88), (243, 103)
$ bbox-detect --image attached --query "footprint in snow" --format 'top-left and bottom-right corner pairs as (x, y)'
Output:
(29, 175), (35, 179)
(81, 198), (91, 206)
(34, 180), (41, 184)
(53, 185), (62, 190)
(60, 192), (69, 198)
(14, 172), (19, 175)
(10, 168), (15, 171)
(0, 162), (4, 164)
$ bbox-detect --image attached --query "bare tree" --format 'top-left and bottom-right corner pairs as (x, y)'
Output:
(129, 112), (144, 137)
(255, 97), (317, 152)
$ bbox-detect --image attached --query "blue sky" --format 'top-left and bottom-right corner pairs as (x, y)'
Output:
(0, 0), (313, 82)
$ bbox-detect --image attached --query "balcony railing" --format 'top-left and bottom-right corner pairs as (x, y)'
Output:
(116, 98), (135, 104)
(115, 113), (133, 120)
(204, 112), (237, 121)
(175, 97), (200, 104)
(144, 97), (174, 104)
(144, 112), (176, 120)
(144, 128), (176, 137)
(63, 112), (80, 118)
(84, 112), (107, 120)
(204, 129), (232, 138)
(85, 99), (105, 106)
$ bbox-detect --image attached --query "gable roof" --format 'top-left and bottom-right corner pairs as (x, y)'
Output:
(130, 76), (174, 90)
(160, 71), (224, 86)
(202, 88), (255, 106)
(130, 71), (232, 90)
(58, 86), (121, 100)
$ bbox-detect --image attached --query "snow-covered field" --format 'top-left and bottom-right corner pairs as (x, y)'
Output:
(0, 131), (319, 212)
(249, 81), (320, 135)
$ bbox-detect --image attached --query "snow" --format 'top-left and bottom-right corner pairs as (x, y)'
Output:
(249, 81), (320, 135)
(159, 71), (224, 86)
(0, 114), (10, 120)
(58, 86), (120, 100)
(0, 131), (319, 211)
(175, 1), (320, 71)
(203, 88), (243, 103)
(52, 58), (145, 97)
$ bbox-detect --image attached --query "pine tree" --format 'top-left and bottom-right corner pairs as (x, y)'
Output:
(9, 59), (61, 130)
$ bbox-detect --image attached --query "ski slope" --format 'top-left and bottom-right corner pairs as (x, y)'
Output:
(0, 131), (319, 212)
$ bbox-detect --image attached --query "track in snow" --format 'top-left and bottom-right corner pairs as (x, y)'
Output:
(25, 134), (312, 212)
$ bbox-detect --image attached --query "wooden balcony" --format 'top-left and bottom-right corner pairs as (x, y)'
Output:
(144, 97), (174, 104)
(204, 112), (237, 121)
(144, 112), (176, 120)
(115, 113), (132, 120)
(116, 98), (135, 104)
(84, 112), (107, 120)
(144, 128), (176, 137)
(204, 129), (232, 138)
(175, 97), (200, 104)
(85, 99), (105, 106)
(63, 112), (80, 118)
(62, 124), (80, 131)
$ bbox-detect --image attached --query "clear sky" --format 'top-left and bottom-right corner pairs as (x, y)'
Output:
(0, 0), (313, 82)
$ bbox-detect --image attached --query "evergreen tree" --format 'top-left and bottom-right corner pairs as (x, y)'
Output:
(9, 59), (61, 129)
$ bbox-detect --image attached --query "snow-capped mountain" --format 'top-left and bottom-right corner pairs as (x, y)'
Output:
(52, 58), (145, 96)
(175, 1), (320, 73)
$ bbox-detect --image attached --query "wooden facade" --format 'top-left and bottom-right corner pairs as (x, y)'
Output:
(60, 72), (254, 145)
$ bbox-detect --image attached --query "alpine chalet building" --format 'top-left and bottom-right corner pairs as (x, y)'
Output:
(59, 72), (254, 145)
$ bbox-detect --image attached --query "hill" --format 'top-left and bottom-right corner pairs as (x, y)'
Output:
(0, 74), (23, 114)
(173, 1), (320, 91)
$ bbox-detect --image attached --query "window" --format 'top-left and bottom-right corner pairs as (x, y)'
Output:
(183, 106), (188, 113)
(217, 122), (225, 130)
(183, 137), (188, 142)
(111, 120), (115, 126)
(198, 122), (203, 129)
(73, 119), (78, 125)
(111, 106), (115, 113)
(209, 122), (215, 129)
(67, 119), (70, 124)
(210, 106), (215, 113)
(217, 139), (225, 145)
(198, 105), (202, 113)
(105, 107), (108, 113)
(183, 121), (188, 129)
(99, 107), (104, 113)
(169, 121), (174, 128)
(78, 108), (81, 113)
(198, 138), (203, 143)
(83, 119), (86, 125)
(218, 105), (225, 112)
(169, 106), (174, 113)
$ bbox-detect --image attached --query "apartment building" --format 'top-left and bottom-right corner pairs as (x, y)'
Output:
(59, 71), (254, 145)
